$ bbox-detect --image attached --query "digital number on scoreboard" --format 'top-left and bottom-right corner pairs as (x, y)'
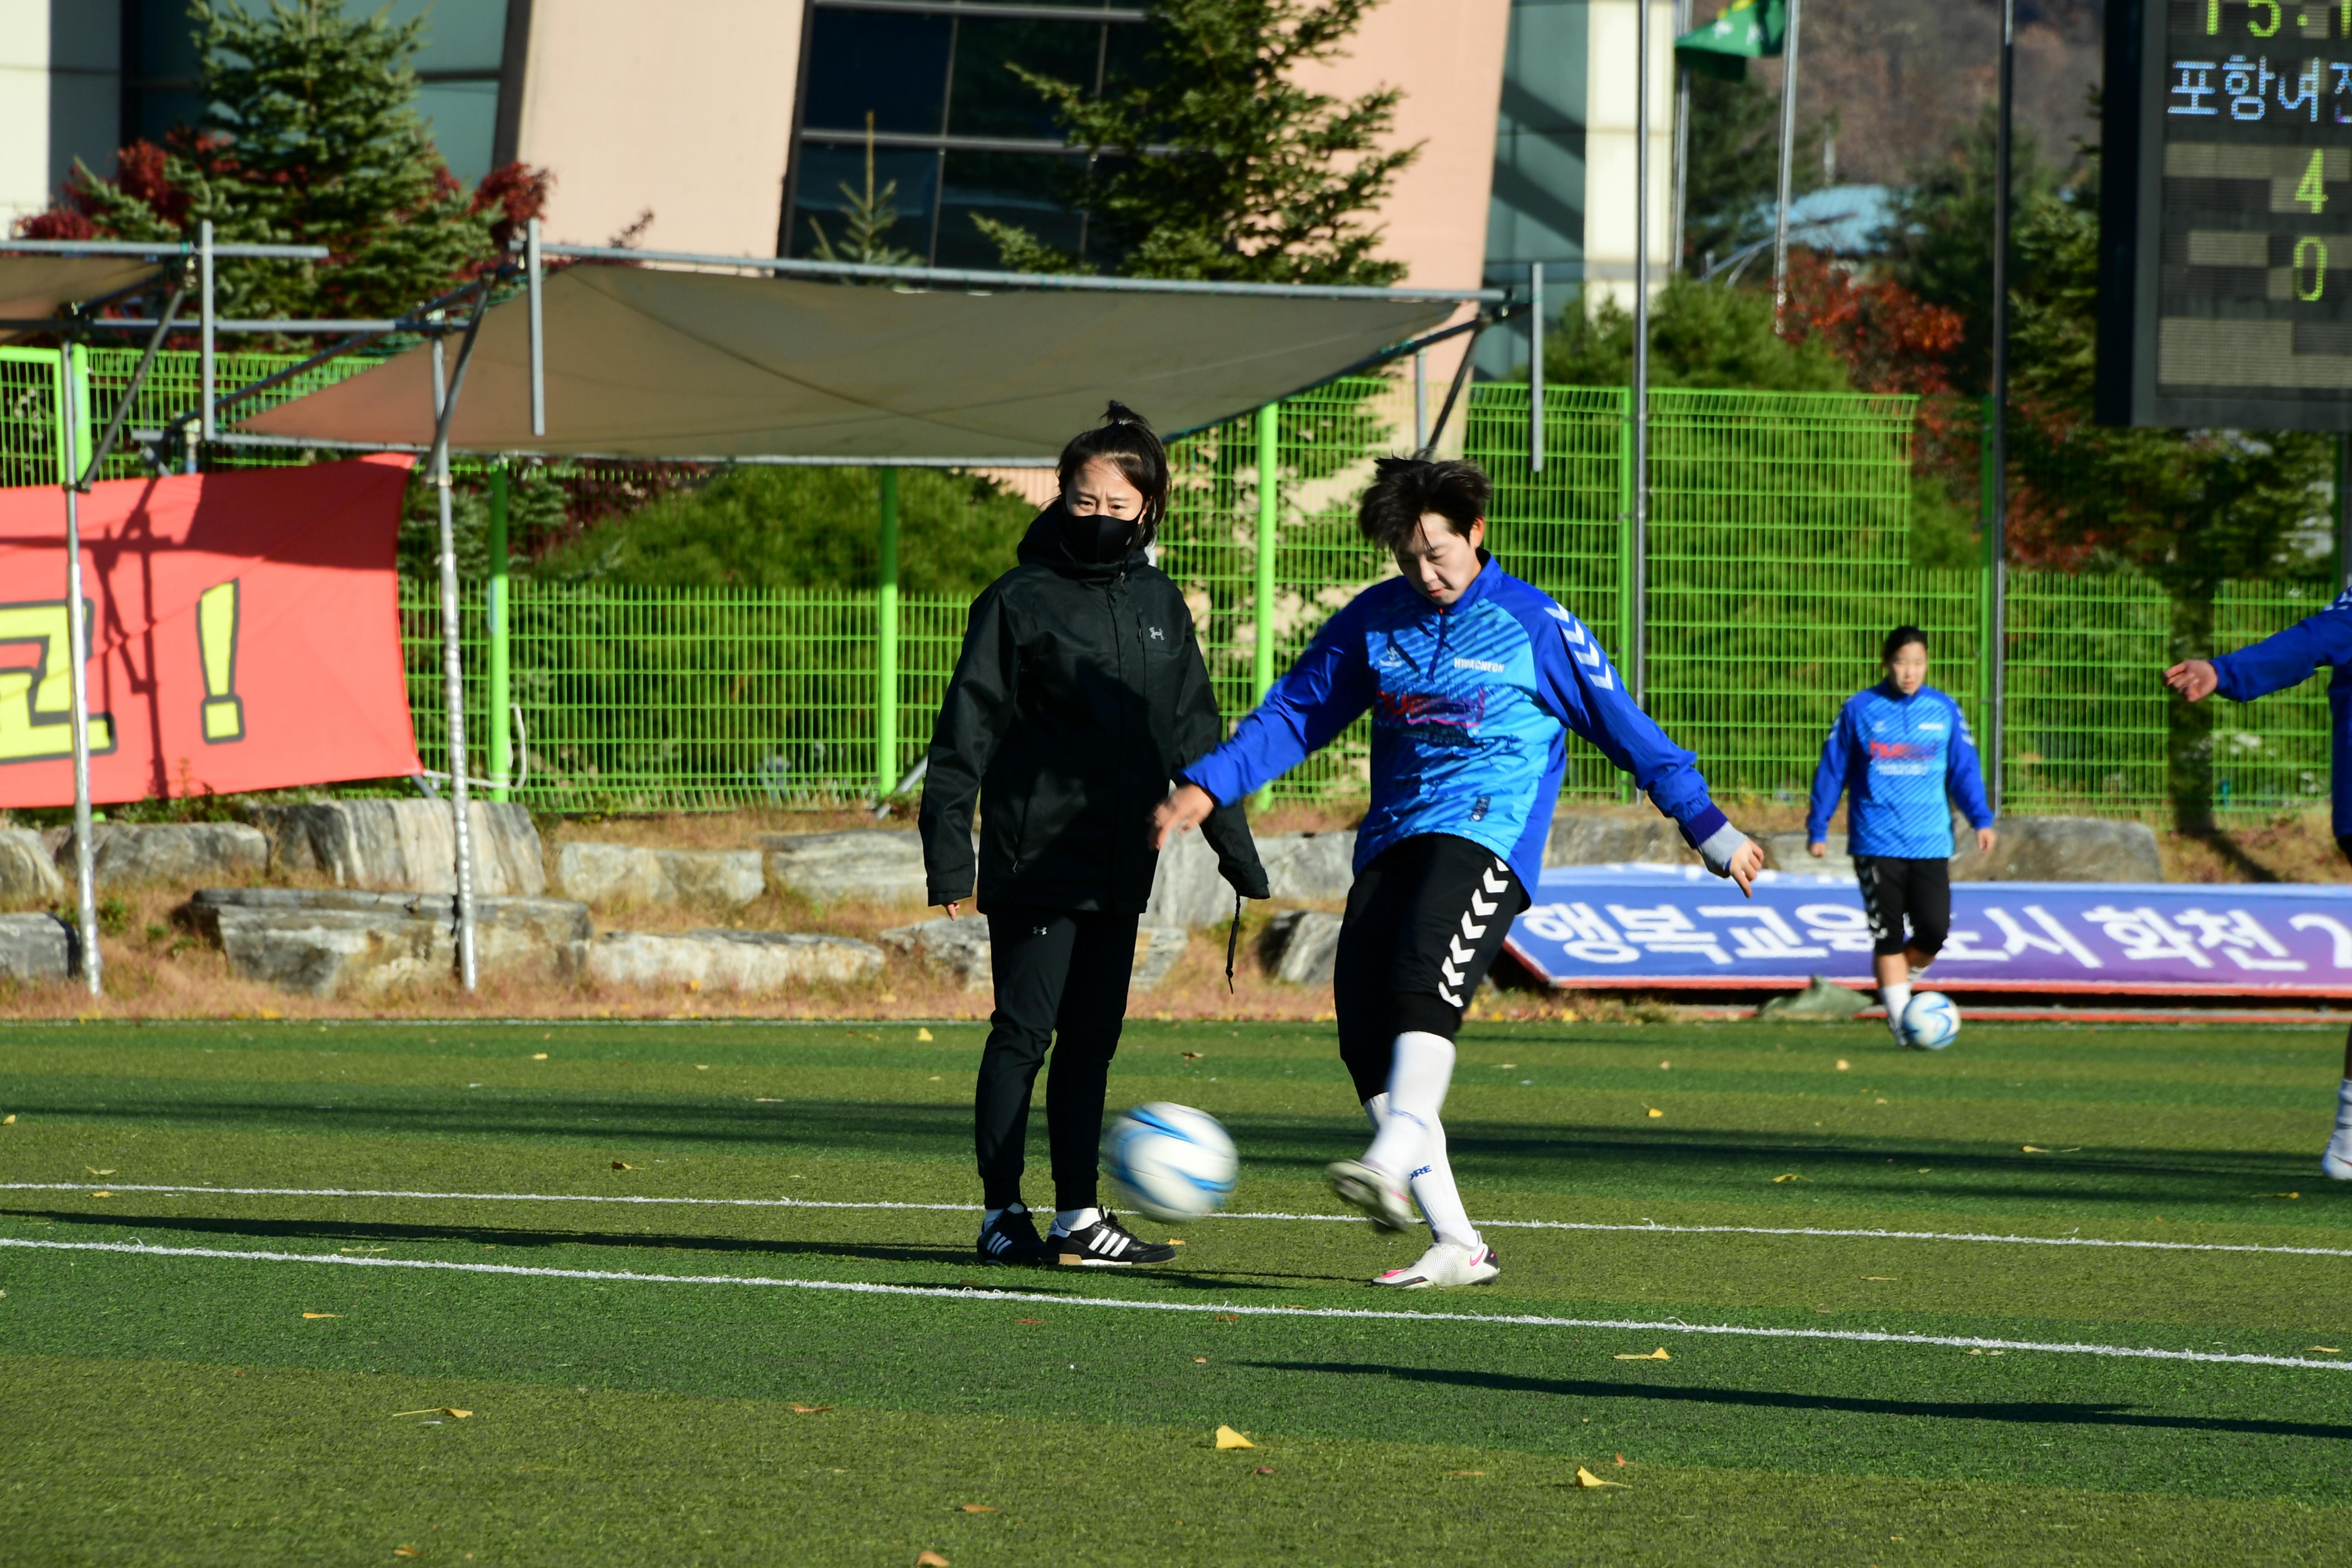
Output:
(2099, 0), (2352, 428)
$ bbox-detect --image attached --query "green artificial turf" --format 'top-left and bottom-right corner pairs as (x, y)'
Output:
(1, 1018), (2349, 1565)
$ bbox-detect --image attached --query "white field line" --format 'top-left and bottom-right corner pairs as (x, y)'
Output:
(5, 1181), (2351, 1261)
(3, 1234), (2347, 1373)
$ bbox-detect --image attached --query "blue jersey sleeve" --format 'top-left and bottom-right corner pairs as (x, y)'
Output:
(1805, 703), (1854, 844)
(1944, 695), (1995, 830)
(2211, 602), (2352, 702)
(1178, 596), (1377, 806)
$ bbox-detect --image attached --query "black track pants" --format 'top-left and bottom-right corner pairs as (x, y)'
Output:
(975, 906), (1139, 1211)
(1333, 833), (1529, 1103)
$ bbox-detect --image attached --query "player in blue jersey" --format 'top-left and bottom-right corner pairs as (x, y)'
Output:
(1807, 626), (1997, 1045)
(2166, 602), (2352, 1180)
(1151, 457), (1763, 1288)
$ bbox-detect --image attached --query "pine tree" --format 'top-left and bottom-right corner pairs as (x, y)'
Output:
(807, 116), (917, 269)
(976, 0), (1419, 284)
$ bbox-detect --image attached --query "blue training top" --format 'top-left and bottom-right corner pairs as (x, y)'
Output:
(1178, 555), (1736, 893)
(1806, 682), (1994, 859)
(2210, 589), (2352, 836)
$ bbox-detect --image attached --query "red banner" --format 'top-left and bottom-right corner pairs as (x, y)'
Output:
(0, 457), (422, 806)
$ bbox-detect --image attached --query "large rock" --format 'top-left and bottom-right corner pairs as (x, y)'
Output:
(555, 842), (764, 909)
(1761, 831), (1856, 879)
(0, 828), (63, 903)
(1145, 827), (1231, 928)
(0, 912), (73, 984)
(1130, 924), (1190, 991)
(1952, 816), (2164, 882)
(1258, 831), (1357, 900)
(251, 800), (546, 896)
(50, 822), (269, 890)
(760, 830), (929, 904)
(587, 929), (883, 992)
(1259, 908), (1343, 985)
(187, 887), (590, 996)
(1546, 808), (1693, 867)
(879, 917), (994, 991)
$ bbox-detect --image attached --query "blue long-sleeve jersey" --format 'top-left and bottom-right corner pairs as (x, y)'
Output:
(1806, 682), (1994, 859)
(1178, 555), (1734, 893)
(2211, 591), (2352, 835)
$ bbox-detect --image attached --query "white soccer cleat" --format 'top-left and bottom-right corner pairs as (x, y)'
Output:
(2323, 1136), (2352, 1181)
(1371, 1240), (1500, 1289)
(1326, 1158), (1418, 1232)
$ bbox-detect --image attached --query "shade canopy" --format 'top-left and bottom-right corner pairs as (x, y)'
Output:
(239, 264), (1459, 461)
(0, 256), (163, 340)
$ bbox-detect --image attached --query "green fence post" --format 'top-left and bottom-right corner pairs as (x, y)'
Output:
(64, 343), (93, 485)
(487, 466), (512, 801)
(877, 465), (901, 798)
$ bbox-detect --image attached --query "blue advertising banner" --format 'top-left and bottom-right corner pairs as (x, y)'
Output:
(1506, 865), (2352, 996)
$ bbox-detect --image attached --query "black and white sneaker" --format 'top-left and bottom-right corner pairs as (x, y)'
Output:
(976, 1204), (1047, 1265)
(1049, 1210), (1176, 1266)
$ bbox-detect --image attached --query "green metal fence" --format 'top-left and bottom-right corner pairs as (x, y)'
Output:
(5, 344), (2341, 818)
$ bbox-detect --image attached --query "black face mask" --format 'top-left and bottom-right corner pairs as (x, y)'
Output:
(1063, 506), (1141, 564)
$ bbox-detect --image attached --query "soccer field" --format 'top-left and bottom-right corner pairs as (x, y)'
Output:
(1, 1018), (2347, 1566)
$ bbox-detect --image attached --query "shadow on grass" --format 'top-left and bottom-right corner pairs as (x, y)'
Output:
(1252, 1360), (2352, 1443)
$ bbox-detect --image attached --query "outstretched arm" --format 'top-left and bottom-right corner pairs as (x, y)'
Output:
(1171, 601), (1376, 809)
(2181, 603), (2352, 704)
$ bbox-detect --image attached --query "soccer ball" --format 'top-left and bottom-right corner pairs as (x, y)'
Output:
(1102, 1102), (1238, 1222)
(1901, 991), (1961, 1051)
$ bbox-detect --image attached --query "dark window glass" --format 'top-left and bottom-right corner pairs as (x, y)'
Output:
(935, 151), (1083, 268)
(1100, 19), (1162, 97)
(789, 143), (942, 261)
(801, 10), (953, 135)
(947, 18), (1103, 141)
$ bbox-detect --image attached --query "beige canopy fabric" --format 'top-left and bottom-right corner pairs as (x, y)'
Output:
(239, 264), (1459, 460)
(0, 256), (163, 341)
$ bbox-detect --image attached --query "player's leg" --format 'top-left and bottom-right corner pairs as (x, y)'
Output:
(1897, 857), (1952, 1048)
(973, 908), (1075, 1263)
(1042, 910), (1173, 1264)
(1856, 855), (1914, 1043)
(1330, 839), (1424, 1232)
(2329, 836), (2352, 1179)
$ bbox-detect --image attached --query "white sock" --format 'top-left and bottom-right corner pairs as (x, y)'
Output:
(1365, 1031), (1456, 1176)
(984, 1206), (1004, 1229)
(1407, 1118), (1479, 1251)
(1362, 1092), (1390, 1135)
(1051, 1206), (1099, 1237)
(2333, 1078), (2352, 1148)
(1880, 980), (1912, 1040)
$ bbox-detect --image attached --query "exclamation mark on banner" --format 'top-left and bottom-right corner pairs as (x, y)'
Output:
(199, 580), (245, 743)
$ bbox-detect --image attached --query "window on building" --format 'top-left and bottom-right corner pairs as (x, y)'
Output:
(782, 0), (1153, 269)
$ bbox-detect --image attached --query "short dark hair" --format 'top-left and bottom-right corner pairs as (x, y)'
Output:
(1357, 457), (1492, 550)
(1058, 401), (1171, 537)
(1882, 625), (1928, 663)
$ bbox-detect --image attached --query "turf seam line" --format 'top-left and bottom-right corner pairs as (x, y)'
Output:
(6, 1235), (2349, 1373)
(8, 1183), (2349, 1260)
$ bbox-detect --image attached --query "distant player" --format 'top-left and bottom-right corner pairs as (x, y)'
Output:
(1806, 626), (1996, 1047)
(1152, 456), (1762, 1289)
(2167, 612), (2352, 1180)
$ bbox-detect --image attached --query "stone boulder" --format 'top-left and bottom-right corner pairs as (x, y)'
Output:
(1130, 924), (1190, 991)
(1952, 816), (2164, 882)
(1258, 831), (1356, 901)
(49, 822), (269, 890)
(0, 912), (73, 985)
(555, 842), (764, 909)
(0, 828), (63, 904)
(1145, 827), (1232, 928)
(1761, 831), (1857, 879)
(1546, 808), (1694, 867)
(186, 887), (589, 996)
(250, 800), (546, 896)
(1259, 908), (1343, 986)
(879, 916), (994, 991)
(587, 929), (883, 992)
(760, 830), (929, 904)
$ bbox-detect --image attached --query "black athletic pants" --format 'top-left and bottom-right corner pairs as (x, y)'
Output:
(975, 906), (1138, 1211)
(1852, 855), (1952, 959)
(1332, 833), (1530, 1102)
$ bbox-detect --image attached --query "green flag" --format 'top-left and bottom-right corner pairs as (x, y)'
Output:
(1674, 0), (1786, 82)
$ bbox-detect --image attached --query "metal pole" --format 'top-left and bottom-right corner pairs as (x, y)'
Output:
(1671, 0), (1692, 273)
(57, 351), (101, 996)
(876, 466), (900, 798)
(1987, 0), (2013, 818)
(526, 217), (546, 438)
(198, 219), (215, 443)
(1253, 403), (1280, 702)
(1632, 0), (1652, 705)
(1772, 0), (1803, 312)
(427, 300), (492, 989)
(487, 466), (512, 802)
(1530, 262), (1545, 473)
(1413, 349), (1429, 451)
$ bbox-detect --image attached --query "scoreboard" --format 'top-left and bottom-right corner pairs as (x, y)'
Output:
(2098, 0), (2352, 429)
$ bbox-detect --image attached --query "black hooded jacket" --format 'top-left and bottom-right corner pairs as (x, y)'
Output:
(919, 504), (1269, 912)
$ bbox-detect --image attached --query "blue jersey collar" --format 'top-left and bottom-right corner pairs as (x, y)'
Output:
(1429, 551), (1500, 615)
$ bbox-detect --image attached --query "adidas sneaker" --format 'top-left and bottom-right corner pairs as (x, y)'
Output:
(976, 1204), (1046, 1265)
(1049, 1210), (1176, 1266)
(1371, 1239), (1500, 1290)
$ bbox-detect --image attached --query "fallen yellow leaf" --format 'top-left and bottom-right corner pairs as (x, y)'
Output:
(84, 1167), (115, 1176)
(1772, 1173), (1810, 1183)
(917, 1028), (934, 1042)
(1573, 1467), (1628, 1489)
(259, 1007), (283, 1021)
(1863, 1276), (1898, 1282)
(531, 1052), (548, 1061)
(2311, 1346), (2341, 1354)
(612, 1161), (636, 1171)
(90, 1190), (113, 1198)
(389, 1407), (471, 1419)
(2258, 1191), (2302, 1199)
(2023, 1144), (2048, 1152)
(955, 1503), (997, 1513)
(1182, 1051), (1204, 1061)
(1646, 1108), (1663, 1119)
(302, 1312), (341, 1320)
(1193, 1357), (1208, 1364)
(1448, 1469), (1486, 1476)
(2, 1115), (14, 1125)
(1214, 1425), (1255, 1449)
(1613, 1348), (1670, 1361)
(916, 1552), (952, 1567)
(1166, 1239), (1186, 1246)
(789, 1404), (833, 1414)
(393, 1548), (423, 1559)
(1835, 1059), (1849, 1070)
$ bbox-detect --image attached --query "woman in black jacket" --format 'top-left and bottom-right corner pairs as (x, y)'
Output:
(920, 403), (1268, 1266)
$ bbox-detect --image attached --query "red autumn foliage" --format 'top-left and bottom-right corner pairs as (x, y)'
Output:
(1775, 250), (1965, 396)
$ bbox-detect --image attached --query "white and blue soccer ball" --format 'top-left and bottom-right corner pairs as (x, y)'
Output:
(1102, 1102), (1238, 1222)
(1902, 991), (1961, 1051)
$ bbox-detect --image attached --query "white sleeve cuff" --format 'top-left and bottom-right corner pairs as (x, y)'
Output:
(1696, 822), (1749, 877)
